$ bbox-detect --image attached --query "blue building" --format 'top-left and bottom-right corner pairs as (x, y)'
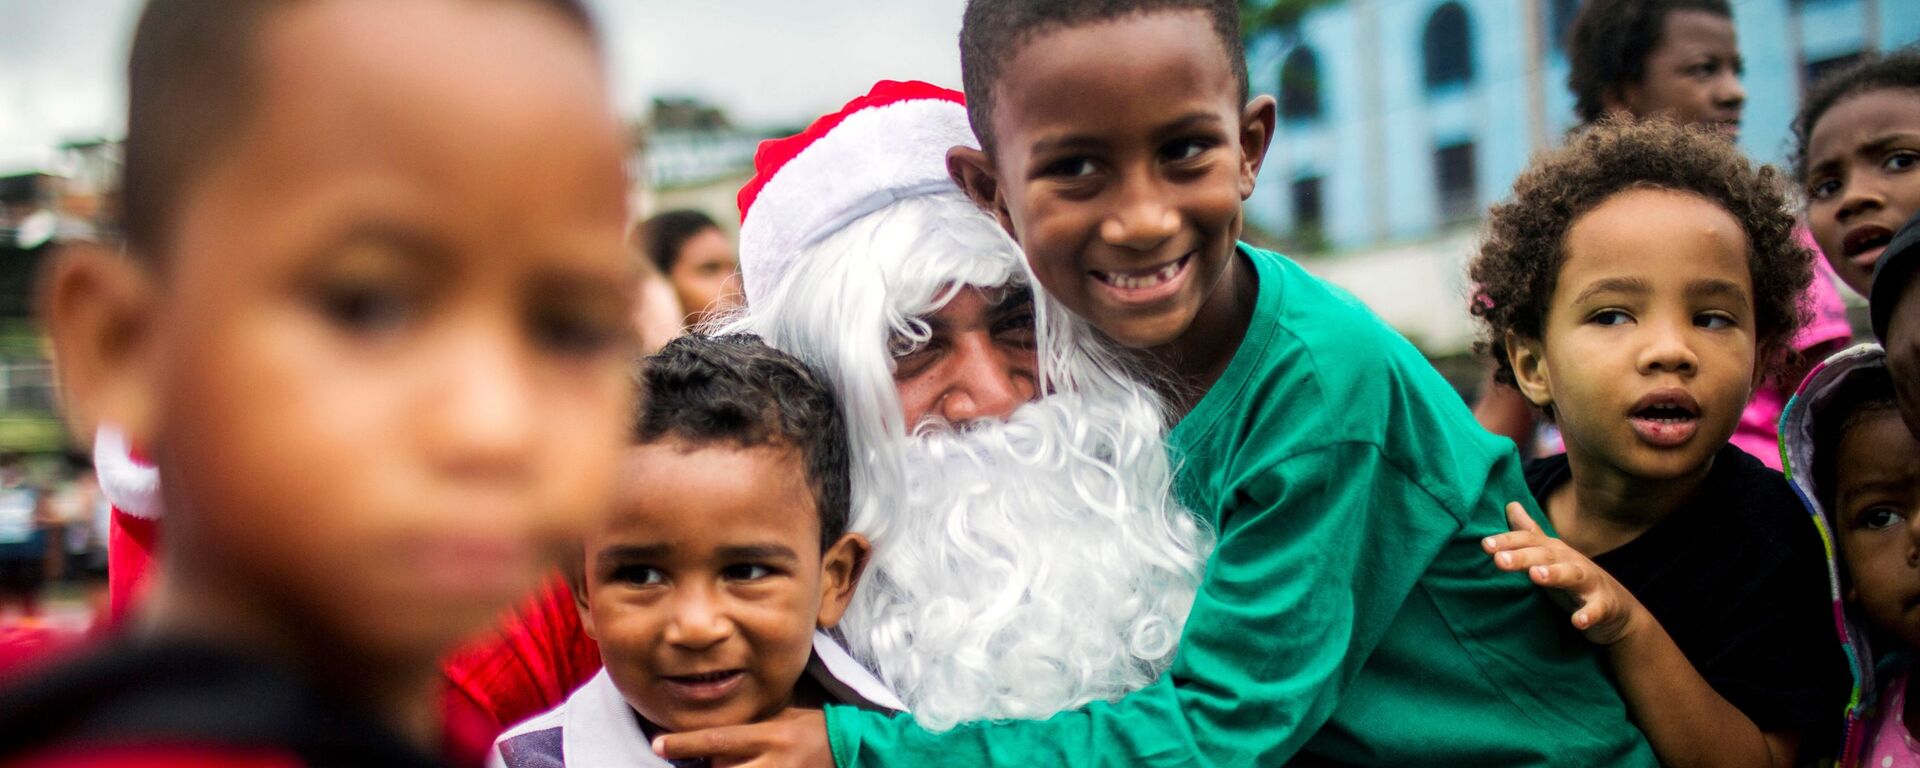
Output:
(1243, 0), (1920, 357)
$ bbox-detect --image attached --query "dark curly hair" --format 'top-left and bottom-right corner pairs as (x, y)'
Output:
(1469, 118), (1811, 395)
(1565, 0), (1732, 125)
(635, 209), (721, 275)
(1792, 46), (1920, 183)
(637, 333), (851, 548)
(960, 0), (1245, 154)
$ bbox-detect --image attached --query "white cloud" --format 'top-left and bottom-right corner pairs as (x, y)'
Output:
(0, 0), (966, 170)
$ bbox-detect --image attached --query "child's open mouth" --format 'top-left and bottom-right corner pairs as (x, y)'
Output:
(1089, 253), (1193, 302)
(1843, 224), (1894, 267)
(660, 669), (745, 702)
(1628, 390), (1701, 448)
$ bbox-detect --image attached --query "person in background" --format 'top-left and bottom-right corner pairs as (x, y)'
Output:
(1779, 345), (1913, 766)
(629, 227), (687, 355)
(0, 454), (50, 624)
(638, 209), (740, 329)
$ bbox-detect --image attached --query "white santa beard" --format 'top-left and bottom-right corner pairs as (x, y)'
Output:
(839, 390), (1211, 731)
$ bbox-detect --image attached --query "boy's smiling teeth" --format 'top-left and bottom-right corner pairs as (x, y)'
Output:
(1092, 254), (1191, 290)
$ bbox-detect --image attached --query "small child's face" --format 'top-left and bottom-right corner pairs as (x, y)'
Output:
(99, 0), (636, 661)
(1805, 88), (1920, 294)
(1511, 188), (1757, 482)
(962, 10), (1271, 350)
(581, 442), (864, 733)
(1834, 409), (1920, 652)
(1608, 10), (1745, 136)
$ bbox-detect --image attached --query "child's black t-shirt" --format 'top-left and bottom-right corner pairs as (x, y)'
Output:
(0, 636), (444, 767)
(1525, 443), (1851, 736)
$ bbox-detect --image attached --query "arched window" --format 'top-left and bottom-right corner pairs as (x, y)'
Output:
(1422, 2), (1474, 90)
(1279, 46), (1323, 122)
(1548, 0), (1581, 51)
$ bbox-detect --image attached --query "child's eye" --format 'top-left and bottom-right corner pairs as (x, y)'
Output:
(1041, 157), (1098, 179)
(1694, 312), (1735, 330)
(611, 565), (665, 586)
(528, 305), (623, 357)
(1161, 139), (1213, 163)
(1885, 151), (1919, 173)
(1590, 309), (1633, 326)
(1860, 507), (1907, 531)
(1808, 178), (1843, 201)
(723, 563), (774, 581)
(315, 283), (414, 335)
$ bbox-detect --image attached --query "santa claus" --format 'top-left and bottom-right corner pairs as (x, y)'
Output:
(717, 80), (1210, 729)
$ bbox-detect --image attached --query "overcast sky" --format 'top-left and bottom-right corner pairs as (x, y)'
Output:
(0, 0), (968, 171)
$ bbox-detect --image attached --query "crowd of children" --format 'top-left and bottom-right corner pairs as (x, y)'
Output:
(0, 0), (1918, 766)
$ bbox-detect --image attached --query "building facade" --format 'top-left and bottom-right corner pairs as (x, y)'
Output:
(1245, 0), (1920, 358)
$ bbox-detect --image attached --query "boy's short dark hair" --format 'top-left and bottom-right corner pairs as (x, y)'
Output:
(958, 0), (1247, 154)
(637, 334), (851, 548)
(1565, 0), (1732, 125)
(1791, 46), (1920, 183)
(1469, 118), (1811, 393)
(635, 209), (720, 275)
(1812, 365), (1898, 516)
(121, 0), (596, 259)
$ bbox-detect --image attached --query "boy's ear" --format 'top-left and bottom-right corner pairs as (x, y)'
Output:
(571, 567), (598, 641)
(1238, 96), (1278, 200)
(1505, 330), (1554, 409)
(947, 146), (1017, 240)
(41, 242), (160, 449)
(813, 532), (870, 629)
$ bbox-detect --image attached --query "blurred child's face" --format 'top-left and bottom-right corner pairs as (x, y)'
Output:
(1835, 409), (1920, 652)
(962, 10), (1271, 350)
(582, 442), (864, 733)
(1607, 11), (1744, 136)
(1805, 89), (1920, 294)
(667, 228), (740, 328)
(131, 0), (635, 662)
(1512, 189), (1757, 483)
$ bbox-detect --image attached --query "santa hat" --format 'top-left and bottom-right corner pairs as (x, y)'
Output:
(94, 424), (162, 623)
(735, 80), (975, 307)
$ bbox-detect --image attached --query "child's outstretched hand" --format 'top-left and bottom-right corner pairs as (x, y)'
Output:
(1482, 502), (1647, 646)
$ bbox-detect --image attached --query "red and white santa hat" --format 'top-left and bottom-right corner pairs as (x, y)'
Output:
(735, 80), (976, 307)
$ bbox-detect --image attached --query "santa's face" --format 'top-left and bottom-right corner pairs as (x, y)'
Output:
(889, 285), (1039, 427)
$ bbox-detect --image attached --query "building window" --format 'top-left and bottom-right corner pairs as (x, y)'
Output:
(1290, 176), (1325, 249)
(1422, 2), (1475, 90)
(1805, 52), (1865, 94)
(1435, 141), (1477, 222)
(1548, 0), (1581, 52)
(1279, 46), (1323, 123)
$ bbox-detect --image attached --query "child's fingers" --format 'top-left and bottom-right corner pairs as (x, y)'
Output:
(1571, 590), (1614, 630)
(1504, 501), (1545, 535)
(1481, 529), (1544, 554)
(653, 711), (832, 768)
(1490, 545), (1559, 572)
(1527, 561), (1592, 591)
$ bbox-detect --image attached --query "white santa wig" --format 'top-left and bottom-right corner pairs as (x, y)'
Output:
(715, 81), (1211, 729)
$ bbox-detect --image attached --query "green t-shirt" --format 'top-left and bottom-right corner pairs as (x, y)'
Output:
(823, 245), (1655, 766)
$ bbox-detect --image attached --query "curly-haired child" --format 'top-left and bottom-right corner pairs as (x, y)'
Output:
(1472, 119), (1853, 767)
